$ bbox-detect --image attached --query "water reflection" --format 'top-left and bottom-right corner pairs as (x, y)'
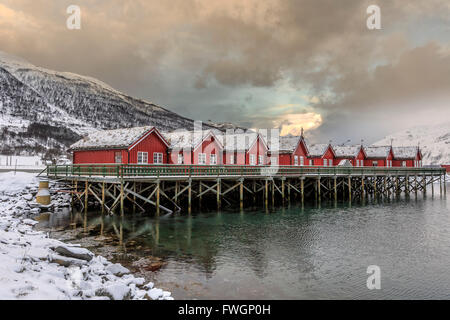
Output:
(38, 186), (450, 299)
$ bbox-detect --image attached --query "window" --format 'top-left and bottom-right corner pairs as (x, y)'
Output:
(210, 154), (217, 165)
(137, 152), (148, 164)
(177, 153), (183, 164)
(258, 155), (264, 165)
(198, 153), (206, 165)
(271, 157), (277, 165)
(294, 156), (298, 166)
(115, 152), (122, 164)
(361, 160), (364, 167)
(356, 159), (360, 167)
(309, 159), (314, 166)
(323, 159), (328, 167)
(402, 161), (406, 167)
(230, 155), (235, 165)
(153, 152), (163, 164)
(300, 156), (304, 166)
(250, 154), (256, 165)
(373, 161), (378, 167)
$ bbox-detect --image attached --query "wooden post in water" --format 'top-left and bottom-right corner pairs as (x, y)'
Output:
(217, 178), (221, 210)
(405, 175), (409, 197)
(156, 180), (160, 216)
(317, 177), (321, 200)
(271, 179), (275, 207)
(239, 178), (244, 211)
(120, 181), (124, 217)
(101, 182), (105, 215)
(265, 179), (269, 208)
(348, 176), (352, 203)
(333, 177), (337, 203)
(199, 182), (202, 210)
(414, 175), (418, 199)
(175, 181), (179, 204)
(84, 180), (88, 215)
(301, 178), (305, 206)
(361, 176), (365, 201)
(373, 177), (377, 199)
(287, 179), (291, 203)
(431, 174), (434, 197)
(444, 173), (447, 196)
(423, 175), (427, 196)
(188, 179), (192, 214)
(281, 178), (285, 204)
(133, 182), (136, 213)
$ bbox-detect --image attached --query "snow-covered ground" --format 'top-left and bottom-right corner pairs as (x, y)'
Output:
(0, 171), (172, 300)
(0, 155), (45, 169)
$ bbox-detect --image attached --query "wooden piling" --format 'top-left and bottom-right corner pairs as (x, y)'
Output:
(239, 178), (244, 211)
(348, 176), (352, 202)
(301, 178), (304, 205)
(101, 182), (105, 215)
(156, 180), (160, 216)
(217, 178), (221, 210)
(188, 179), (192, 214)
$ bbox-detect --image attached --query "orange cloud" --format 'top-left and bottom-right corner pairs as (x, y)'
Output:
(275, 112), (322, 136)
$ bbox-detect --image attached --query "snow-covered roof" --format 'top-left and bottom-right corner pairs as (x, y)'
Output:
(308, 144), (331, 157)
(337, 159), (353, 166)
(162, 130), (223, 150)
(393, 146), (418, 160)
(364, 146), (391, 158)
(70, 126), (157, 150)
(333, 145), (362, 158)
(219, 132), (259, 152)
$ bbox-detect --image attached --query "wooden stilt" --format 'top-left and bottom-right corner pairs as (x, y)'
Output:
(301, 178), (304, 205)
(188, 179), (192, 214)
(239, 178), (244, 211)
(217, 178), (221, 210)
(265, 179), (268, 208)
(101, 182), (105, 215)
(333, 177), (337, 203)
(348, 176), (352, 203)
(120, 181), (124, 217)
(84, 180), (88, 215)
(156, 180), (160, 216)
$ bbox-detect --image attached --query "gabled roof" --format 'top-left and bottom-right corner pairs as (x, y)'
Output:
(70, 126), (167, 151)
(307, 143), (334, 157)
(364, 146), (391, 159)
(162, 129), (223, 150)
(393, 146), (419, 160)
(220, 132), (259, 152)
(333, 145), (364, 158)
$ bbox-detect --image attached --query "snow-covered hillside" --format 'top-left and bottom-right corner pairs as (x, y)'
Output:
(0, 51), (228, 158)
(373, 121), (450, 165)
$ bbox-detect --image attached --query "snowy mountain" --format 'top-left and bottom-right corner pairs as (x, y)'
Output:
(373, 121), (450, 165)
(0, 51), (230, 158)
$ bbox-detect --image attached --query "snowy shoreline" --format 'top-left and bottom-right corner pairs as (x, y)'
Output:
(0, 171), (173, 300)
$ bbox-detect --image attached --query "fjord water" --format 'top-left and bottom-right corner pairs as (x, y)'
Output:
(49, 188), (450, 299)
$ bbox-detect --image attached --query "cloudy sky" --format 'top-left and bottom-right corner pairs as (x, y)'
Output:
(1, 0), (450, 143)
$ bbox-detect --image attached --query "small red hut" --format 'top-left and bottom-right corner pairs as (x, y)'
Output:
(164, 130), (223, 165)
(333, 145), (366, 166)
(392, 147), (422, 167)
(306, 143), (335, 166)
(267, 135), (309, 166)
(222, 132), (268, 165)
(363, 146), (393, 167)
(70, 126), (169, 164)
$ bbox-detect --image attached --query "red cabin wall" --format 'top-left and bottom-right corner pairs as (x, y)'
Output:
(128, 131), (168, 164)
(73, 149), (127, 164)
(192, 136), (222, 165)
(168, 150), (192, 165)
(246, 137), (268, 165)
(278, 153), (292, 165)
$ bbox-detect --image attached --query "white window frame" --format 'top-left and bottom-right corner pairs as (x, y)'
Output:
(300, 156), (304, 166)
(115, 151), (122, 164)
(361, 159), (364, 167)
(137, 151), (148, 164)
(323, 159), (328, 167)
(309, 159), (313, 166)
(229, 155), (235, 165)
(153, 152), (163, 164)
(210, 154), (217, 165)
(177, 153), (183, 164)
(198, 153), (206, 165)
(402, 161), (406, 167)
(258, 155), (264, 165)
(294, 156), (298, 166)
(249, 154), (256, 165)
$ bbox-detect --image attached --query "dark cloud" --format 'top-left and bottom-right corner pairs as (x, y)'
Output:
(1, 0), (450, 142)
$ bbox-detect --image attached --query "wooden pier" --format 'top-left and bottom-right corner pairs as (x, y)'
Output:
(46, 165), (447, 215)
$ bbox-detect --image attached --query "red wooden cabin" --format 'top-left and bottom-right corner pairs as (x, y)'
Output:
(392, 147), (422, 167)
(306, 143), (335, 166)
(442, 165), (450, 173)
(363, 146), (393, 167)
(267, 135), (309, 166)
(333, 145), (366, 166)
(164, 130), (223, 165)
(70, 126), (169, 164)
(222, 132), (268, 165)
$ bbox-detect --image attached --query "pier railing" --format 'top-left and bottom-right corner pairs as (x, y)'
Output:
(46, 164), (446, 179)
